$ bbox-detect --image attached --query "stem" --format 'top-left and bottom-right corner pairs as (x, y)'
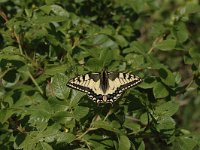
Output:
(103, 108), (113, 121)
(76, 127), (97, 140)
(147, 46), (154, 54)
(13, 30), (23, 55)
(148, 36), (163, 54)
(28, 71), (43, 95)
(0, 68), (12, 79)
(76, 114), (99, 140)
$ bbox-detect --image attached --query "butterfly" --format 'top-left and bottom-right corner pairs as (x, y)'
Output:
(67, 70), (142, 104)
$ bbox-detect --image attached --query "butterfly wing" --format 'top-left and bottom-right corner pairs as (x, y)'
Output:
(67, 73), (99, 93)
(67, 73), (104, 102)
(103, 72), (142, 103)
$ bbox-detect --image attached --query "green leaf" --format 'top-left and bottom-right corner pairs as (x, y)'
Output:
(139, 77), (156, 89)
(48, 98), (69, 113)
(174, 22), (189, 43)
(156, 116), (176, 135)
(138, 141), (145, 150)
(118, 135), (131, 150)
(69, 90), (85, 107)
(123, 119), (140, 132)
(44, 64), (68, 76)
(86, 58), (102, 71)
(36, 142), (53, 150)
(174, 72), (182, 84)
(33, 16), (68, 24)
(73, 106), (89, 120)
(92, 120), (122, 134)
(154, 39), (176, 51)
(123, 41), (146, 55)
(49, 5), (69, 17)
(114, 35), (128, 48)
(16, 124), (61, 149)
(125, 54), (144, 68)
(185, 3), (200, 14)
(140, 113), (148, 126)
(49, 73), (70, 99)
(99, 49), (116, 67)
(81, 34), (117, 49)
(155, 100), (179, 117)
(153, 82), (169, 98)
(0, 109), (13, 124)
(57, 132), (76, 143)
(28, 101), (52, 130)
(172, 136), (198, 150)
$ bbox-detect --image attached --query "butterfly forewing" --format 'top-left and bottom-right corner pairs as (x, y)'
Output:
(67, 73), (100, 94)
(104, 72), (142, 101)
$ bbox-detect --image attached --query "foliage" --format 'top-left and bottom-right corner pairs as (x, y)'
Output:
(0, 0), (200, 149)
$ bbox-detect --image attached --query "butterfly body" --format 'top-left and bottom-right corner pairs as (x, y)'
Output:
(67, 70), (142, 104)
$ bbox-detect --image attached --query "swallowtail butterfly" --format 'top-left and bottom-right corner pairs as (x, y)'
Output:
(67, 70), (142, 104)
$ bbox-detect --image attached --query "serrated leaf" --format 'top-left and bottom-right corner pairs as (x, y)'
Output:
(118, 135), (131, 150)
(155, 39), (176, 51)
(153, 82), (169, 98)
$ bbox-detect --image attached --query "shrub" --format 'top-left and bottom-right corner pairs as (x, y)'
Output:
(0, 0), (200, 149)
